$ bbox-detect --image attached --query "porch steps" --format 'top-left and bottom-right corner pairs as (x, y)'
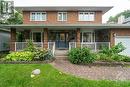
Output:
(54, 50), (68, 60)
(55, 56), (68, 60)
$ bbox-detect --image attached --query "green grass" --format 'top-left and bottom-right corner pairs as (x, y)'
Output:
(0, 64), (130, 87)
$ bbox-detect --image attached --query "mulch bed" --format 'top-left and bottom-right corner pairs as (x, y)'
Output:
(0, 59), (54, 64)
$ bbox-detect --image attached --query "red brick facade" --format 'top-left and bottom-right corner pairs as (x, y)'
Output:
(43, 28), (48, 49)
(10, 28), (16, 51)
(23, 11), (102, 24)
(110, 29), (130, 47)
(24, 30), (30, 40)
(76, 28), (81, 48)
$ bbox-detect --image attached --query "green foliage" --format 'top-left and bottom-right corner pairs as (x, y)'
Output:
(121, 55), (130, 62)
(34, 48), (53, 61)
(0, 5), (23, 24)
(97, 43), (130, 62)
(24, 40), (53, 61)
(6, 12), (23, 24)
(108, 10), (130, 23)
(111, 42), (126, 54)
(100, 42), (126, 56)
(68, 47), (96, 64)
(24, 40), (36, 52)
(95, 53), (113, 62)
(0, 52), (8, 60)
(5, 51), (34, 61)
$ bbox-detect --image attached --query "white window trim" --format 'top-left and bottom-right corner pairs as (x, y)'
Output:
(57, 12), (67, 21)
(78, 12), (95, 21)
(30, 12), (47, 21)
(81, 31), (95, 43)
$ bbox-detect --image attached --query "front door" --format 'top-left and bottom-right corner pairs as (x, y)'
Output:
(56, 32), (68, 49)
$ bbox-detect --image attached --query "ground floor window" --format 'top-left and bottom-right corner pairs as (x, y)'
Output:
(31, 32), (43, 42)
(81, 32), (95, 42)
(16, 32), (25, 42)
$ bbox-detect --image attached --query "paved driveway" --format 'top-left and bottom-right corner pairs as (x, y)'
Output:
(51, 58), (130, 80)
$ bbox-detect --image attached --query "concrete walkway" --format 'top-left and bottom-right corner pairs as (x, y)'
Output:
(51, 58), (130, 80)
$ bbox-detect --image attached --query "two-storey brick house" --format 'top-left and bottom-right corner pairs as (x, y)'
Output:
(1, 6), (130, 56)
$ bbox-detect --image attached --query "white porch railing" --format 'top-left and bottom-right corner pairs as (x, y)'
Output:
(48, 42), (55, 56)
(81, 42), (110, 51)
(69, 42), (110, 51)
(69, 42), (76, 51)
(15, 42), (43, 51)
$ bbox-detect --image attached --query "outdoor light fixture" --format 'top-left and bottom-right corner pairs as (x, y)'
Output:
(113, 33), (117, 37)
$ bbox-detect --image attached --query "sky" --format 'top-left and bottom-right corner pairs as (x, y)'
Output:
(11, 0), (130, 23)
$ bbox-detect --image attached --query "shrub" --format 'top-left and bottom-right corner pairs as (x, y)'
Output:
(110, 54), (123, 62)
(24, 40), (36, 52)
(100, 42), (126, 56)
(68, 47), (96, 64)
(33, 48), (53, 61)
(95, 53), (113, 62)
(23, 40), (53, 61)
(96, 42), (130, 62)
(6, 51), (34, 61)
(119, 55), (130, 62)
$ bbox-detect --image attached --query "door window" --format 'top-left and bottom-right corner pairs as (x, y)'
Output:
(60, 33), (65, 41)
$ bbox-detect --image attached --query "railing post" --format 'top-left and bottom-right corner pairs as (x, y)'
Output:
(75, 42), (76, 48)
(22, 42), (23, 50)
(95, 42), (97, 52)
(53, 42), (55, 56)
(81, 42), (82, 48)
(15, 42), (16, 51)
(108, 42), (110, 49)
(69, 42), (70, 51)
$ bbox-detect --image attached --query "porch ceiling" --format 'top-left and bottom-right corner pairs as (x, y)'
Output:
(1, 24), (130, 30)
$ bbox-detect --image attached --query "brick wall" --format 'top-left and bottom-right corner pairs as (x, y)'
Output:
(10, 28), (16, 51)
(110, 29), (130, 47)
(23, 11), (102, 24)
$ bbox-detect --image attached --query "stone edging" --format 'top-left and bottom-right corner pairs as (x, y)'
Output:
(87, 61), (130, 66)
(0, 59), (54, 64)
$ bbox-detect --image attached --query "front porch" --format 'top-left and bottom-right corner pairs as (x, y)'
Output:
(10, 28), (110, 53)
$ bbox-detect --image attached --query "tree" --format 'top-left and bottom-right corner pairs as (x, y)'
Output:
(6, 11), (23, 24)
(0, 0), (22, 24)
(107, 10), (130, 23)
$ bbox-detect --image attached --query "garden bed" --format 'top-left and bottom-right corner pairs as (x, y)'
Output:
(0, 59), (55, 64)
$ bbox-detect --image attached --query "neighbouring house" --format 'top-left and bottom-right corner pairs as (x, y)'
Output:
(0, 6), (130, 56)
(0, 28), (10, 52)
(123, 17), (130, 24)
(117, 15), (130, 24)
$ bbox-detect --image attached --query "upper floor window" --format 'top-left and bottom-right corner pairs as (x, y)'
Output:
(58, 12), (67, 21)
(78, 12), (95, 21)
(30, 12), (46, 21)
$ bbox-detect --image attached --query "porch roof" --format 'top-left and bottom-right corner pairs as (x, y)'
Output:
(0, 24), (130, 30)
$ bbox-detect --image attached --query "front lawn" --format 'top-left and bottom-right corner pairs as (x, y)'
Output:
(0, 64), (130, 87)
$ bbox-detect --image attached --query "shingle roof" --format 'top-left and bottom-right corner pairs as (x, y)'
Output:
(15, 6), (113, 14)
